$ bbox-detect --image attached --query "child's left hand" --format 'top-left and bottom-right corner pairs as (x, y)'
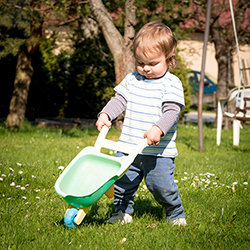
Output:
(144, 126), (163, 145)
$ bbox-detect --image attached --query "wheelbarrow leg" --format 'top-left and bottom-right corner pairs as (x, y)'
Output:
(74, 207), (91, 225)
(105, 184), (114, 198)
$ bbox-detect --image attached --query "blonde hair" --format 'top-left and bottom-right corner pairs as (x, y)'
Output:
(133, 21), (177, 70)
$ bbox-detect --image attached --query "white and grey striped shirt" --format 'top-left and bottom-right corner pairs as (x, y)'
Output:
(102, 71), (185, 157)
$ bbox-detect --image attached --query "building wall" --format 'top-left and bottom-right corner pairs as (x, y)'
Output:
(178, 33), (250, 87)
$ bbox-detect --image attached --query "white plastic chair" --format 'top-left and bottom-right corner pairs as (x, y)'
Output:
(217, 86), (250, 146)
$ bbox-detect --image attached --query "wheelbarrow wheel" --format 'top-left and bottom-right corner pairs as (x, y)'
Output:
(64, 208), (78, 228)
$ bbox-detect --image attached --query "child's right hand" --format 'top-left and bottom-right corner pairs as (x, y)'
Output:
(96, 113), (111, 131)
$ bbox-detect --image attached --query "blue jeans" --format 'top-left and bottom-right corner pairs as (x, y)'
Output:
(114, 152), (185, 221)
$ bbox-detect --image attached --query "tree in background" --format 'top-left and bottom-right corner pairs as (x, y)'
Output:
(88, 0), (191, 125)
(1, 0), (191, 128)
(211, 0), (250, 127)
(3, 0), (43, 129)
(89, 0), (136, 85)
(30, 2), (117, 119)
(1, 0), (74, 128)
(184, 0), (250, 127)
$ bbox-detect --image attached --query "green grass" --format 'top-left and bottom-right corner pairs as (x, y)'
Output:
(0, 121), (249, 249)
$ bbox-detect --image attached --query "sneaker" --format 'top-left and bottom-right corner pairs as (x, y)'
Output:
(105, 210), (133, 225)
(171, 218), (187, 226)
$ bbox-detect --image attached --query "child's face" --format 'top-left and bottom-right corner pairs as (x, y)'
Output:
(136, 51), (168, 79)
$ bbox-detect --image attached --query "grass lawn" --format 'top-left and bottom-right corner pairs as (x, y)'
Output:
(0, 121), (249, 249)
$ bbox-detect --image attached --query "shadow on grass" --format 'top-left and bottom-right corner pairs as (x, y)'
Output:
(78, 198), (164, 226)
(54, 199), (165, 228)
(55, 202), (164, 229)
(133, 198), (165, 221)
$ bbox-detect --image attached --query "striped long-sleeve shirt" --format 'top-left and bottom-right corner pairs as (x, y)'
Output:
(108, 71), (185, 157)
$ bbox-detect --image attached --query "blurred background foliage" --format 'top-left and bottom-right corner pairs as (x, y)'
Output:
(0, 0), (191, 121)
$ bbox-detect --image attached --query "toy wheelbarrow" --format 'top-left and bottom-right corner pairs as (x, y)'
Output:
(54, 125), (147, 228)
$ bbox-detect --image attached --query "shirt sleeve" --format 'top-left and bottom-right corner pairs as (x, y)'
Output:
(113, 74), (131, 101)
(99, 93), (127, 121)
(162, 75), (185, 110)
(155, 102), (181, 135)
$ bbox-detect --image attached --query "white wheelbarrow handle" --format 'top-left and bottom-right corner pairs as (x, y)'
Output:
(94, 125), (148, 161)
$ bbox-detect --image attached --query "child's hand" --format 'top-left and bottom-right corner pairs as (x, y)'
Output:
(96, 113), (111, 131)
(144, 126), (163, 145)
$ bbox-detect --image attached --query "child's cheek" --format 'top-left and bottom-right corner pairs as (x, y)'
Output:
(137, 66), (143, 74)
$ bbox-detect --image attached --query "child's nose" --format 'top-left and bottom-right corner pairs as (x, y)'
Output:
(143, 65), (150, 71)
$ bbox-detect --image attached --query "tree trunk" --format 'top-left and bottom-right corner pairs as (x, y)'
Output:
(211, 0), (248, 129)
(211, 17), (231, 129)
(6, 49), (34, 129)
(124, 0), (137, 76)
(89, 0), (136, 130)
(89, 0), (136, 84)
(6, 1), (43, 129)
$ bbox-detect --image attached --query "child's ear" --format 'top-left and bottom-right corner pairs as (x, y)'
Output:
(166, 53), (175, 61)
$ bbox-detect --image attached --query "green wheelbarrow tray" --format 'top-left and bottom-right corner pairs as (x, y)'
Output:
(54, 125), (148, 209)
